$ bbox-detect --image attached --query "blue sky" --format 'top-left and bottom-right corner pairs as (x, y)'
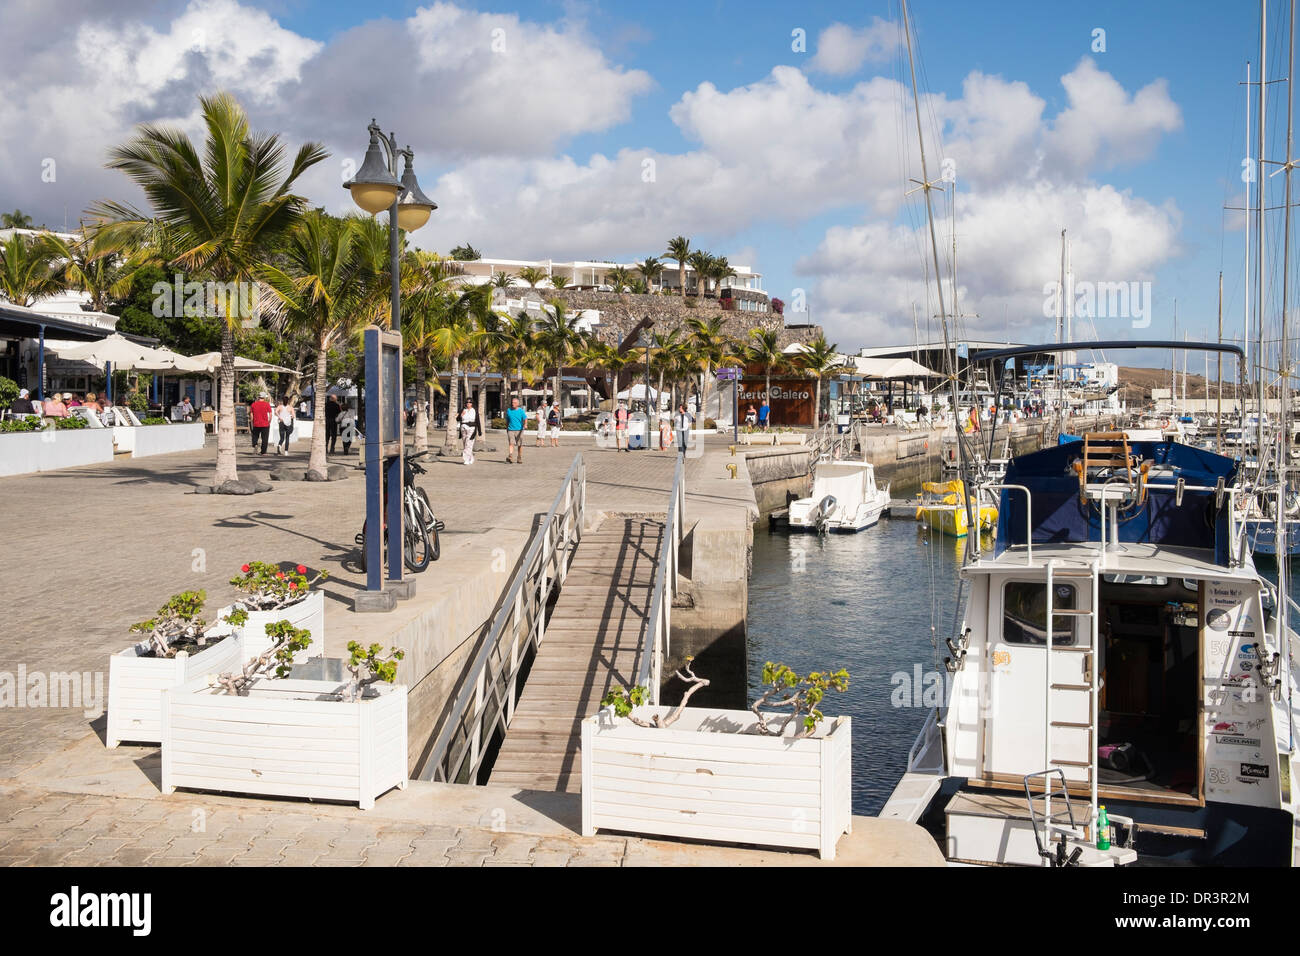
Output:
(1, 0), (1289, 366)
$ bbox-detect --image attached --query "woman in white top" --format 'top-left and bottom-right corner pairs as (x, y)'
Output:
(274, 397), (295, 455)
(534, 402), (547, 446)
(460, 399), (478, 465)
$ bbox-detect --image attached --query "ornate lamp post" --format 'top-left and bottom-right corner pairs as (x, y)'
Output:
(636, 327), (653, 450)
(344, 120), (436, 611)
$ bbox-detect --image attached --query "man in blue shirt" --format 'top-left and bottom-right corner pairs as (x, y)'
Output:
(758, 398), (770, 431)
(505, 396), (529, 464)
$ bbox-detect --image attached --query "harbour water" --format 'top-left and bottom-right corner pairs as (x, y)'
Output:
(746, 515), (979, 815)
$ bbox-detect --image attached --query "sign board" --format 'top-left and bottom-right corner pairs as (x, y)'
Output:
(364, 325), (404, 459)
(956, 343), (969, 359)
(715, 367), (740, 381)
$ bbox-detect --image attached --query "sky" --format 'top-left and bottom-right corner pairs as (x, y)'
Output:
(0, 0), (1288, 367)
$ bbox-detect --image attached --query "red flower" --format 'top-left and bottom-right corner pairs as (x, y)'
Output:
(296, 565), (307, 574)
(240, 564), (250, 573)
(276, 572), (285, 579)
(289, 582), (298, 590)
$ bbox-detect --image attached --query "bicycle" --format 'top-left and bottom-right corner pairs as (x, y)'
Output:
(356, 450), (443, 573)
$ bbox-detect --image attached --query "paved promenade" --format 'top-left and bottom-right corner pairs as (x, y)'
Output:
(0, 429), (945, 866)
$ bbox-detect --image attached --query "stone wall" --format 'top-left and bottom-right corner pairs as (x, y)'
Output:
(505, 287), (820, 350)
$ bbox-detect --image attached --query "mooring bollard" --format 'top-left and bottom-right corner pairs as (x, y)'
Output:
(729, 444), (736, 456)
(726, 463), (738, 479)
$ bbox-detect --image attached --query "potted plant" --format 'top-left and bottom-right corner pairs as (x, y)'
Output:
(582, 661), (853, 859)
(220, 561), (327, 662)
(106, 591), (243, 747)
(162, 637), (408, 810)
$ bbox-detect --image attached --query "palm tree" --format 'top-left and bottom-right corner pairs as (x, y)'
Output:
(536, 299), (582, 411)
(651, 327), (682, 412)
(465, 295), (509, 430)
(489, 272), (516, 291)
(548, 272), (571, 291)
(258, 212), (370, 477)
(0, 232), (61, 306)
(794, 335), (847, 427)
(709, 255), (733, 298)
(665, 236), (691, 299)
(636, 256), (663, 293)
(687, 315), (736, 422)
(687, 250), (711, 297)
(517, 265), (547, 288)
(89, 91), (326, 485)
(747, 328), (787, 416)
(44, 226), (145, 311)
(1, 210), (35, 228)
(403, 252), (456, 452)
(443, 284), (494, 451)
(604, 265), (631, 292)
(501, 311), (537, 403)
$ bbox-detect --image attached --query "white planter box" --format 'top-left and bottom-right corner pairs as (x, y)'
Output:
(223, 590), (325, 663)
(130, 422), (206, 458)
(161, 679), (408, 809)
(106, 629), (242, 747)
(581, 706), (852, 859)
(0, 428), (115, 477)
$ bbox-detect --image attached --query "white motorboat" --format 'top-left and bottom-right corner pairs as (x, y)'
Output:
(787, 459), (890, 533)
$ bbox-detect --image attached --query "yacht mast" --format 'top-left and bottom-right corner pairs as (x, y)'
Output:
(1258, 0), (1269, 475)
(1219, 272), (1224, 453)
(901, 0), (977, 544)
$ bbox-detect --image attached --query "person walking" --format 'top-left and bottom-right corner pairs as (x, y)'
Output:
(325, 394), (340, 454)
(534, 401), (547, 447)
(758, 398), (770, 431)
(460, 398), (478, 465)
(674, 403), (694, 455)
(338, 403), (356, 455)
(547, 401), (562, 448)
(274, 396), (295, 454)
(505, 396), (528, 464)
(249, 392), (273, 454)
(614, 399), (629, 452)
(658, 409), (672, 450)
(745, 403), (757, 427)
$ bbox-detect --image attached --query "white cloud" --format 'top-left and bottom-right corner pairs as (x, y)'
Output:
(808, 19), (901, 76)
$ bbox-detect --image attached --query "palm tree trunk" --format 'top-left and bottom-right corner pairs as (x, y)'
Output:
(815, 377), (822, 429)
(214, 324), (238, 485)
(443, 352), (460, 452)
(765, 368), (772, 425)
(307, 337), (328, 477)
(679, 263), (686, 299)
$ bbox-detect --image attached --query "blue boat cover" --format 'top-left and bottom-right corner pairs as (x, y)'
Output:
(996, 441), (1238, 564)
(1058, 433), (1082, 445)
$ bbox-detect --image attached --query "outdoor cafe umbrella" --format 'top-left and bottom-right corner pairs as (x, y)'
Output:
(49, 334), (186, 402)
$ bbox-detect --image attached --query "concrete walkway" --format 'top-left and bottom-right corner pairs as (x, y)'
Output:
(0, 429), (950, 866)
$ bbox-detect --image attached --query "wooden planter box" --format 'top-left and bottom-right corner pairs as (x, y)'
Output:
(161, 678), (408, 809)
(581, 706), (852, 859)
(223, 590), (325, 663)
(106, 629), (242, 747)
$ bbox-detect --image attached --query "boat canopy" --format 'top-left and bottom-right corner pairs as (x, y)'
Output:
(996, 440), (1239, 564)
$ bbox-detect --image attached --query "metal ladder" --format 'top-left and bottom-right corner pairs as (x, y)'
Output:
(1043, 559), (1101, 843)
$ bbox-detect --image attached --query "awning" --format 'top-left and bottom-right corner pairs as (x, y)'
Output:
(851, 357), (940, 379)
(49, 334), (175, 370)
(187, 352), (297, 375)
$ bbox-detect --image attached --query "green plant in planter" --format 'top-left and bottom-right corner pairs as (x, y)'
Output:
(225, 560), (328, 617)
(53, 415), (88, 430)
(752, 662), (849, 737)
(125, 389), (149, 414)
(140, 416), (168, 426)
(342, 641), (404, 703)
(214, 619), (313, 695)
(600, 657), (710, 728)
(129, 590), (220, 658)
(0, 376), (18, 408)
(0, 417), (44, 433)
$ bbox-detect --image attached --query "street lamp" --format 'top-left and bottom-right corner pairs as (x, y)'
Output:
(344, 119), (437, 612)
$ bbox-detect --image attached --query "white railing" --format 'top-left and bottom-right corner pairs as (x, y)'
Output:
(636, 454), (687, 704)
(978, 483), (1032, 565)
(417, 454), (586, 783)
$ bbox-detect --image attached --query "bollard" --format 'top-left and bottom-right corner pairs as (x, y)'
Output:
(726, 463), (737, 479)
(729, 444), (736, 456)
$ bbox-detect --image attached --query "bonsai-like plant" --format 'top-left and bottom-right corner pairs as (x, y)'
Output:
(752, 662), (849, 737)
(341, 641), (404, 703)
(600, 657), (710, 727)
(129, 590), (224, 658)
(214, 619), (312, 695)
(224, 561), (327, 622)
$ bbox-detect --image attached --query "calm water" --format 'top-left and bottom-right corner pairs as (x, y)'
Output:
(746, 515), (977, 816)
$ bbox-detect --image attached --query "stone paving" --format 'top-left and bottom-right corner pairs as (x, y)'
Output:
(0, 428), (939, 867)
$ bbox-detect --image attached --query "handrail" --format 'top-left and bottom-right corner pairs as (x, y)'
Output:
(979, 483), (1032, 565)
(636, 453), (686, 704)
(417, 453), (586, 783)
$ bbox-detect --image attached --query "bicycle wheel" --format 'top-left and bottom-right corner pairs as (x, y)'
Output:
(415, 488), (441, 562)
(403, 515), (432, 572)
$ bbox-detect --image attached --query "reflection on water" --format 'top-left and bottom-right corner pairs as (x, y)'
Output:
(746, 517), (985, 815)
